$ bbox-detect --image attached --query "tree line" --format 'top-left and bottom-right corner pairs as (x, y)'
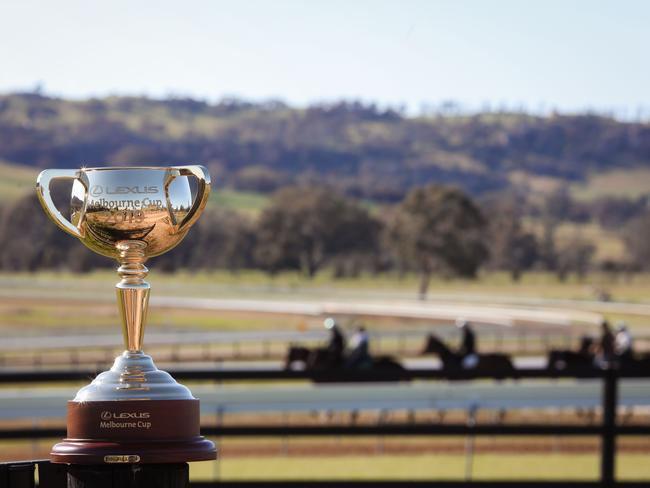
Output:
(2, 184), (649, 297)
(2, 93), (650, 202)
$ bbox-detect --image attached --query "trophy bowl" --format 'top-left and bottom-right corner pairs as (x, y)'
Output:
(35, 165), (216, 465)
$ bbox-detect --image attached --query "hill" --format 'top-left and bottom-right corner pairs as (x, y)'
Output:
(0, 160), (37, 202)
(2, 93), (649, 202)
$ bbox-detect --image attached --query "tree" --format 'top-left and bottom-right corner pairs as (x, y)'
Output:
(254, 186), (381, 277)
(387, 185), (488, 299)
(536, 190), (564, 272)
(153, 208), (256, 272)
(623, 212), (650, 271)
(555, 237), (596, 281)
(484, 198), (538, 281)
(0, 192), (104, 271)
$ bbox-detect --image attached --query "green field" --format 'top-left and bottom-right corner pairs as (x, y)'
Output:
(2, 268), (650, 301)
(1, 439), (647, 481)
(508, 167), (650, 207)
(572, 168), (650, 201)
(4, 438), (648, 481)
(188, 453), (650, 481)
(0, 160), (38, 203)
(209, 188), (269, 216)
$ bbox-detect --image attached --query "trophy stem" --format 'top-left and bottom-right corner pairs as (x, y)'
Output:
(115, 240), (150, 353)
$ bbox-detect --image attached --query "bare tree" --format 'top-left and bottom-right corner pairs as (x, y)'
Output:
(556, 236), (596, 281)
(387, 185), (488, 299)
(254, 186), (381, 277)
(623, 213), (650, 271)
(484, 197), (538, 281)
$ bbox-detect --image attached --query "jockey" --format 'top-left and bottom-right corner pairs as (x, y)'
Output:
(324, 317), (346, 365)
(614, 321), (633, 361)
(346, 325), (371, 369)
(456, 318), (478, 368)
(598, 319), (616, 365)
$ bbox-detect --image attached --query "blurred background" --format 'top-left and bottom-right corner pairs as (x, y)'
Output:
(1, 0), (650, 484)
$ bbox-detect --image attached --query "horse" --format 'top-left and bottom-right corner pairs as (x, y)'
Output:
(284, 345), (406, 382)
(547, 334), (650, 372)
(617, 352), (650, 373)
(285, 346), (341, 370)
(421, 334), (514, 372)
(546, 350), (595, 370)
(547, 336), (595, 370)
(285, 345), (312, 370)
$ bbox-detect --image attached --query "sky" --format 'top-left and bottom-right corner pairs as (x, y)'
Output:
(1, 0), (649, 117)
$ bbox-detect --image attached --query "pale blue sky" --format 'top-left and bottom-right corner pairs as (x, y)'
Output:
(1, 0), (648, 116)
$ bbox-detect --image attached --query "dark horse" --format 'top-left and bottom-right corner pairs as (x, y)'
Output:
(619, 352), (650, 372)
(421, 334), (514, 372)
(547, 337), (595, 370)
(547, 336), (650, 372)
(284, 346), (406, 382)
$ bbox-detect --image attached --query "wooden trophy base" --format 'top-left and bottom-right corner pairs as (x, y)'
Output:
(51, 399), (216, 464)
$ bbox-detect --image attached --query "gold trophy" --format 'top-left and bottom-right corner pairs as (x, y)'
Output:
(36, 166), (216, 464)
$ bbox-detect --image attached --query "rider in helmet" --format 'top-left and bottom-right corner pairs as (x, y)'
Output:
(614, 321), (633, 362)
(324, 317), (346, 366)
(346, 325), (371, 369)
(456, 318), (478, 368)
(598, 319), (616, 366)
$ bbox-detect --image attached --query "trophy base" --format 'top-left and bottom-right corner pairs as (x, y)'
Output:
(50, 399), (216, 465)
(51, 437), (216, 464)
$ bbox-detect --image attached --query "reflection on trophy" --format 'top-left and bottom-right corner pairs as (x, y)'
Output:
(35, 166), (216, 464)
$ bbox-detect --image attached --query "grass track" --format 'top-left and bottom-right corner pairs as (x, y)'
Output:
(3, 271), (650, 333)
(3, 269), (650, 302)
(189, 453), (650, 481)
(3, 441), (648, 481)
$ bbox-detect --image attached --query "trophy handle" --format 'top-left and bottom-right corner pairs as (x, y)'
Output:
(35, 169), (85, 238)
(173, 165), (211, 233)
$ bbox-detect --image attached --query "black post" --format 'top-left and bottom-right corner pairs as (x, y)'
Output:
(601, 368), (618, 487)
(37, 461), (67, 488)
(0, 462), (35, 488)
(67, 464), (189, 488)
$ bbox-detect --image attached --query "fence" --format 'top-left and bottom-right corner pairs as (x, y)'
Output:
(3, 328), (650, 369)
(0, 368), (649, 487)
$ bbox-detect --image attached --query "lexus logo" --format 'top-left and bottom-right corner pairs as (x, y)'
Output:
(100, 411), (151, 420)
(90, 185), (103, 197)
